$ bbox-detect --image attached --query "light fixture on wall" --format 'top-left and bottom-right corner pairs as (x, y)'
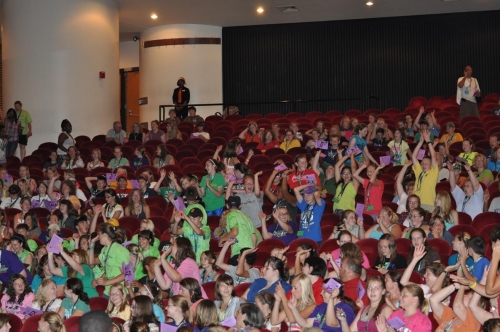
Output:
(133, 36), (139, 42)
(151, 13), (158, 19)
(257, 7), (264, 13)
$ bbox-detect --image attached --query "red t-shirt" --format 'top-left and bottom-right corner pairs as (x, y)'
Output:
(287, 169), (321, 190)
(363, 178), (384, 215)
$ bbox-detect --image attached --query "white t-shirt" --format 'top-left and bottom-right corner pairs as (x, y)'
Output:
(456, 77), (480, 104)
(397, 192), (408, 214)
(192, 132), (210, 140)
(452, 185), (483, 220)
(489, 197), (500, 213)
(31, 298), (62, 313)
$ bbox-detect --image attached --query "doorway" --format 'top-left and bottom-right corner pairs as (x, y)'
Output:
(120, 68), (140, 131)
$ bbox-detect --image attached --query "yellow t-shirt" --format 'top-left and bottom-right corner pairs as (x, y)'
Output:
(412, 163), (439, 206)
(439, 133), (463, 145)
(280, 139), (301, 153)
(333, 182), (356, 211)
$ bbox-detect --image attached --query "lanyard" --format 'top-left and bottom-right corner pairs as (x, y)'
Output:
(9, 197), (19, 208)
(337, 182), (350, 198)
(103, 243), (115, 277)
(365, 183), (373, 204)
(462, 195), (472, 213)
(416, 172), (426, 192)
(44, 299), (55, 312)
(69, 298), (79, 316)
(301, 204), (315, 231)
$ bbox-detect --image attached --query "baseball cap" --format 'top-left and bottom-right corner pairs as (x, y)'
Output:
(227, 196), (241, 208)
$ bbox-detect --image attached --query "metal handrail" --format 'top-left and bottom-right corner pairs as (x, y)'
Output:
(158, 96), (380, 122)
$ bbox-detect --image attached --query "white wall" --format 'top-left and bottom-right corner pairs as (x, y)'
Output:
(139, 24), (223, 122)
(2, 0), (120, 154)
(120, 41), (140, 69)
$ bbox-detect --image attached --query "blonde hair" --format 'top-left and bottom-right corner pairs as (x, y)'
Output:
(67, 249), (89, 278)
(91, 148), (102, 160)
(380, 206), (398, 224)
(293, 273), (316, 311)
(106, 283), (130, 315)
(432, 191), (453, 225)
(141, 219), (155, 232)
(34, 279), (57, 307)
(41, 312), (66, 332)
(403, 284), (430, 315)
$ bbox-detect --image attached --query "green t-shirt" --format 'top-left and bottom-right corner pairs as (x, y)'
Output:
(131, 234), (160, 249)
(183, 204), (210, 264)
(98, 242), (131, 295)
(159, 186), (180, 200)
(134, 260), (147, 280)
(200, 173), (226, 211)
(477, 169), (494, 184)
(16, 109), (32, 135)
(109, 158), (129, 170)
(320, 174), (337, 196)
(27, 239), (38, 252)
(140, 245), (160, 259)
(61, 264), (98, 298)
(61, 297), (90, 318)
(226, 210), (262, 258)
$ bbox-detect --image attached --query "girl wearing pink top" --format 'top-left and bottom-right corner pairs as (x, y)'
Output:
(1, 274), (35, 320)
(153, 238), (207, 299)
(376, 284), (432, 332)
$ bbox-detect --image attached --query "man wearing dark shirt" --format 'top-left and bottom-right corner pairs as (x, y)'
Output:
(172, 77), (190, 119)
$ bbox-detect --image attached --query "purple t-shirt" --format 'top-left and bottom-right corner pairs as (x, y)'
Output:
(309, 301), (355, 332)
(267, 221), (298, 245)
(0, 250), (32, 284)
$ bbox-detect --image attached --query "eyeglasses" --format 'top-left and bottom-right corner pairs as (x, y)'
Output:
(13, 283), (24, 287)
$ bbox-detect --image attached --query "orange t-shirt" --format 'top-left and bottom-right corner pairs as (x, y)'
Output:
(434, 306), (480, 332)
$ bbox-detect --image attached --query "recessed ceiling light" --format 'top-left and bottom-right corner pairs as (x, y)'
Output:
(257, 7), (264, 14)
(151, 13), (158, 19)
(366, 1), (374, 5)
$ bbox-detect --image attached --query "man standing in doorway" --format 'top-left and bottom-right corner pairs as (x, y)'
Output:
(457, 65), (481, 119)
(14, 101), (32, 160)
(172, 77), (190, 119)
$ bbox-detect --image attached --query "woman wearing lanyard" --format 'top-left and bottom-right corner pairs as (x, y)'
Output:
(31, 279), (62, 312)
(448, 161), (484, 220)
(333, 152), (359, 215)
(197, 159), (226, 217)
(89, 223), (131, 298)
(458, 138), (477, 167)
(153, 144), (175, 168)
(353, 161), (384, 220)
(411, 130), (438, 212)
(109, 146), (130, 171)
(57, 278), (90, 319)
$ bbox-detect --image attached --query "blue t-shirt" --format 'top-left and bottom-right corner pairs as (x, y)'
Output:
(153, 303), (165, 323)
(31, 275), (67, 293)
(267, 221), (298, 245)
(428, 231), (454, 246)
(246, 278), (291, 303)
(309, 302), (355, 332)
(0, 250), (32, 284)
(350, 135), (367, 162)
(487, 161), (500, 172)
(448, 254), (474, 269)
(470, 257), (490, 280)
(131, 157), (150, 170)
(297, 199), (325, 242)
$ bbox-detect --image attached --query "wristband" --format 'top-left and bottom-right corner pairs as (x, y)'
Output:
(470, 281), (477, 289)
(89, 243), (95, 250)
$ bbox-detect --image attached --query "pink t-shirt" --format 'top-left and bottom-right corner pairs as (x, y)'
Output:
(331, 248), (371, 268)
(1, 292), (35, 319)
(163, 258), (208, 299)
(388, 309), (432, 332)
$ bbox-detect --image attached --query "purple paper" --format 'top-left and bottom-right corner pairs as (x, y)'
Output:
(106, 173), (117, 184)
(122, 241), (132, 247)
(387, 317), (406, 330)
(237, 146), (244, 155)
(274, 164), (288, 172)
(130, 180), (140, 189)
(228, 175), (237, 181)
(455, 156), (466, 164)
(379, 156), (391, 166)
(122, 262), (134, 284)
(417, 149), (426, 160)
(357, 280), (366, 299)
(322, 278), (342, 293)
(48, 234), (64, 254)
(20, 307), (43, 317)
(173, 197), (186, 212)
(3, 173), (12, 183)
(355, 203), (364, 219)
(335, 258), (342, 267)
(190, 133), (200, 139)
(306, 174), (316, 184)
(30, 200), (41, 209)
(347, 146), (362, 156)
(44, 200), (58, 211)
(315, 140), (329, 149)
(160, 323), (179, 332)
(220, 316), (237, 327)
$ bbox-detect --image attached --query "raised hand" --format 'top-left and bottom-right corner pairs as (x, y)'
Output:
(413, 244), (427, 261)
